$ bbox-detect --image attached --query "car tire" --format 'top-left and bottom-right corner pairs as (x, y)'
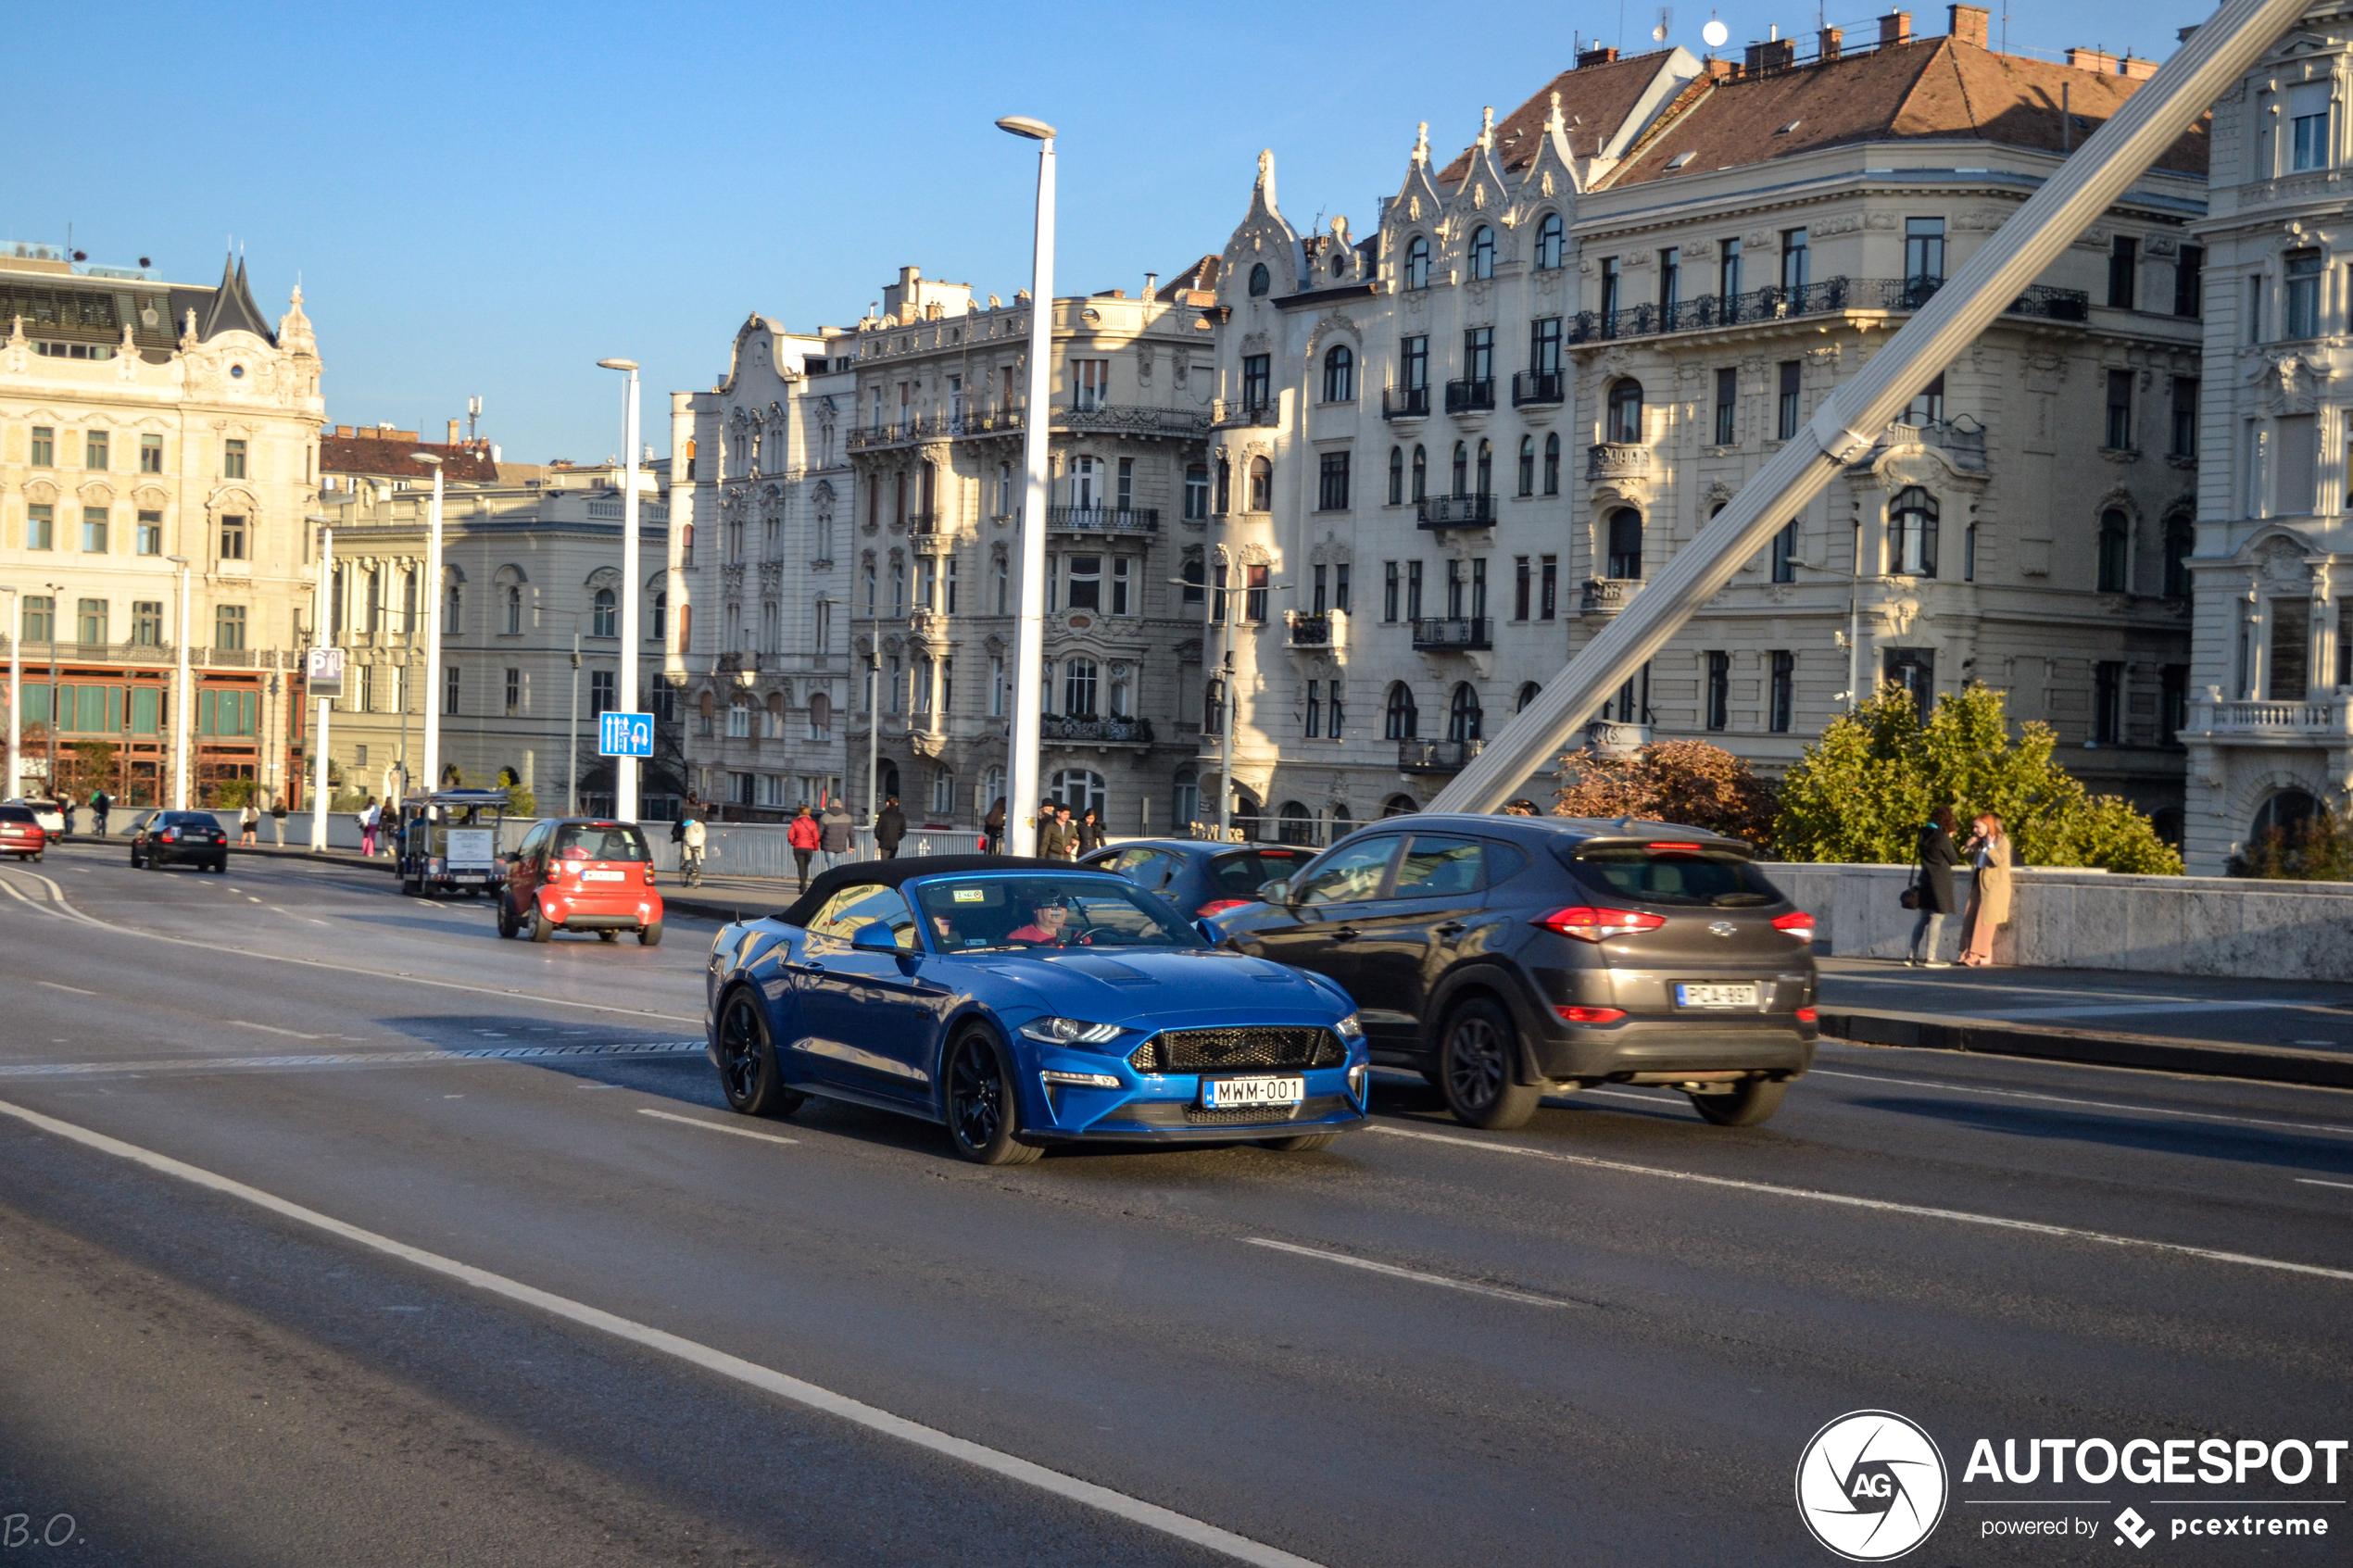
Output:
(212, 859), (227, 873)
(1688, 1078), (1787, 1127)
(1439, 996), (1541, 1131)
(1258, 1132), (1338, 1152)
(497, 899), (519, 940)
(128, 848), (141, 868)
(529, 906), (553, 943)
(716, 989), (804, 1118)
(638, 922), (663, 947)
(943, 1027), (1042, 1166)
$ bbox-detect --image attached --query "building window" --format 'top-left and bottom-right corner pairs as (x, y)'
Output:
(1771, 520), (1799, 583)
(1714, 367), (1737, 445)
(127, 599), (160, 646)
(1780, 228), (1809, 291)
(1517, 435), (1536, 496)
(1605, 380), (1643, 444)
(215, 603), (246, 651)
(2094, 660), (2125, 743)
(2097, 508), (2132, 593)
(592, 587), (617, 637)
(1769, 650), (1794, 733)
(1241, 354), (1271, 411)
(30, 426), (52, 467)
(1540, 556), (1557, 620)
(2285, 249), (2322, 338)
(1403, 235), (1430, 291)
(1889, 486), (1939, 577)
(1777, 361), (1801, 440)
(1334, 561), (1351, 613)
(1448, 683), (1482, 742)
(1542, 433), (1560, 495)
(1211, 564), (1227, 623)
(2105, 369), (2134, 450)
(28, 503), (56, 550)
(1705, 651), (1730, 731)
(1475, 439), (1492, 497)
(1450, 441), (1468, 496)
(1322, 345), (1355, 402)
(219, 513), (246, 560)
(1905, 373), (1944, 427)
(1384, 682), (1417, 739)
(1388, 445), (1404, 506)
(1401, 334), (1428, 397)
(1469, 225), (1495, 281)
(1245, 563), (1269, 622)
(2105, 234), (2139, 311)
(1065, 554), (1101, 610)
(1184, 463), (1208, 521)
(2174, 245), (2203, 318)
(1412, 444), (1428, 502)
(1606, 509), (1642, 579)
(1383, 561), (1400, 621)
(76, 597), (107, 646)
(82, 507), (108, 553)
(2249, 275), (2266, 344)
(1514, 557), (1531, 621)
(1248, 456), (1273, 512)
(1406, 559), (1423, 619)
(1463, 326), (1493, 387)
(505, 668), (522, 714)
(1305, 680), (1322, 738)
(1535, 212), (1564, 270)
(1658, 246), (1680, 311)
(1599, 257), (1621, 326)
(2291, 82), (2333, 170)
(1071, 358), (1110, 412)
(1906, 217), (1945, 292)
(1318, 451), (1352, 511)
(21, 595), (52, 642)
(85, 430), (109, 470)
(223, 438), (246, 479)
(2171, 376), (2199, 458)
(132, 432), (163, 473)
(1248, 261), (1271, 296)
(2163, 515), (2195, 600)
(1883, 648), (1933, 716)
(135, 509), (162, 555)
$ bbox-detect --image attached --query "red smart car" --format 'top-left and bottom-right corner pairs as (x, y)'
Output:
(498, 818), (664, 945)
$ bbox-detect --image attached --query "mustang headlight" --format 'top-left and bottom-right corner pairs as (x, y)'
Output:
(1332, 1012), (1365, 1042)
(1019, 1016), (1125, 1046)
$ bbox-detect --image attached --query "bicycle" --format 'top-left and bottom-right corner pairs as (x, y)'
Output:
(681, 847), (705, 887)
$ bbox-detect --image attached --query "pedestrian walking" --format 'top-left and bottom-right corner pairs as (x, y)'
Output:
(1906, 805), (1961, 967)
(1076, 806), (1104, 856)
(786, 803), (821, 890)
(359, 797), (380, 858)
(982, 797), (1007, 855)
(1958, 812), (2014, 966)
(1037, 803), (1078, 860)
(239, 801), (259, 846)
(819, 798), (855, 872)
(875, 796), (907, 860)
(270, 799), (287, 846)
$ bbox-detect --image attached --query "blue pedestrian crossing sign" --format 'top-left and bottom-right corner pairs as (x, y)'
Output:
(598, 710), (656, 758)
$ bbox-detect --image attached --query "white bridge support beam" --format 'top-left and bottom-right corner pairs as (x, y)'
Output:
(1430, 0), (2309, 816)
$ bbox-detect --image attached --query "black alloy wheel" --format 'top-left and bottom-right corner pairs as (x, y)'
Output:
(944, 1029), (1042, 1166)
(1688, 1077), (1787, 1127)
(716, 990), (802, 1118)
(1439, 997), (1542, 1131)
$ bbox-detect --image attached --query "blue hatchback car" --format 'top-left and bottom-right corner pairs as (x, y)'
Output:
(704, 856), (1370, 1164)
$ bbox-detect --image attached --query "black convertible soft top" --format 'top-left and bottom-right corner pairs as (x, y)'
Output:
(776, 854), (1103, 927)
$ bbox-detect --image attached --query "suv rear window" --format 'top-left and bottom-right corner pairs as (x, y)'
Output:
(1569, 846), (1783, 908)
(1208, 847), (1309, 896)
(556, 822), (651, 861)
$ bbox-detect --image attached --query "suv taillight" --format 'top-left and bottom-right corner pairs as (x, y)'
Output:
(1772, 909), (1816, 941)
(1196, 898), (1252, 917)
(1532, 906), (1667, 943)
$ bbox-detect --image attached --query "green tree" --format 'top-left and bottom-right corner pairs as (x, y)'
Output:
(1553, 739), (1780, 847)
(1774, 684), (2182, 872)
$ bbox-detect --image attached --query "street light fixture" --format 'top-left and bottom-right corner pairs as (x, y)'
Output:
(597, 358), (643, 822)
(165, 557), (191, 808)
(998, 113), (1057, 854)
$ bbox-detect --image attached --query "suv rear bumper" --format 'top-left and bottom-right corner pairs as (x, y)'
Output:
(1529, 1020), (1815, 1083)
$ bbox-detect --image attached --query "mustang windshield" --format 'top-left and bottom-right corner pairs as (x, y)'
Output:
(914, 875), (1207, 952)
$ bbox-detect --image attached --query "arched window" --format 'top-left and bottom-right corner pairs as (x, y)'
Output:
(1248, 456), (1273, 511)
(726, 695), (751, 738)
(652, 590), (667, 641)
(2163, 514), (2195, 599)
(1404, 234), (1431, 291)
(678, 601), (691, 647)
(1606, 508), (1644, 579)
(1448, 682), (1483, 742)
(1052, 768), (1107, 817)
(764, 691), (786, 739)
(504, 583), (522, 634)
(1388, 445), (1405, 506)
(1063, 657), (1099, 717)
(1328, 803), (1354, 841)
(1247, 262), (1271, 296)
(1536, 212), (1565, 270)
(1475, 438), (1493, 497)
(2097, 508), (2132, 593)
(591, 587), (617, 637)
(1542, 432), (1561, 495)
(1889, 486), (1939, 578)
(807, 690), (832, 738)
(1606, 379), (1645, 444)
(1451, 441), (1469, 496)
(1384, 681), (1419, 739)
(1277, 801), (1316, 845)
(1469, 225), (1496, 280)
(1411, 445), (1428, 503)
(1517, 435), (1536, 496)
(1322, 345), (1355, 402)
(1516, 680), (1541, 711)
(1214, 454), (1232, 514)
(681, 522), (695, 566)
(1382, 793), (1418, 818)
(2253, 789), (2322, 852)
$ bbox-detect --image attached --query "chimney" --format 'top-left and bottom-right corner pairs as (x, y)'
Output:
(1818, 25), (1843, 58)
(2067, 46), (2155, 78)
(1947, 5), (1988, 46)
(1576, 44), (1620, 68)
(447, 419), (460, 445)
(1745, 36), (1797, 73)
(1144, 271), (1158, 297)
(1879, 10), (1911, 45)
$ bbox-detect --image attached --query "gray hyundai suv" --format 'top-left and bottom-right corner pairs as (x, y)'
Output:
(1210, 814), (1818, 1129)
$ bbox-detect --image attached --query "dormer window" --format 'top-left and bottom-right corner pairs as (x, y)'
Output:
(1469, 226), (1496, 280)
(1667, 151), (1696, 169)
(1404, 234), (1432, 290)
(1536, 213), (1564, 270)
(1247, 262), (1271, 296)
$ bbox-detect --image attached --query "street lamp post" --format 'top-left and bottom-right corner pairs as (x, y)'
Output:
(44, 583), (63, 807)
(997, 114), (1056, 857)
(568, 625), (581, 817)
(311, 527), (333, 849)
(160, 560), (191, 809)
(1, 585), (19, 801)
(598, 358), (643, 823)
(414, 453), (445, 797)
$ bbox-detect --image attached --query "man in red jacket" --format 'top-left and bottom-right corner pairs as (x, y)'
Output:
(786, 803), (822, 890)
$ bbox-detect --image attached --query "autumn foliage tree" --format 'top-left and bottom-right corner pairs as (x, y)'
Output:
(1553, 739), (1780, 847)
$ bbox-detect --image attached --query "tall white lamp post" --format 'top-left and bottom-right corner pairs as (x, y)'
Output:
(310, 528), (333, 848)
(1, 585), (19, 801)
(997, 113), (1056, 857)
(413, 453), (446, 797)
(597, 358), (643, 822)
(167, 556), (193, 809)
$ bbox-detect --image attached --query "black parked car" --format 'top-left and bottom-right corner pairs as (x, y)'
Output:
(1079, 839), (1315, 919)
(130, 810), (229, 872)
(1209, 814), (1818, 1130)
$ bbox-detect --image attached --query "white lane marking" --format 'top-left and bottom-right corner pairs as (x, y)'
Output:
(0, 1040), (705, 1078)
(35, 981), (95, 997)
(1370, 1123), (2353, 1285)
(2297, 1177), (2353, 1191)
(1808, 1067), (2353, 1140)
(637, 1107), (799, 1146)
(1242, 1237), (1580, 1308)
(233, 1021), (327, 1040)
(0, 1097), (1326, 1568)
(270, 906), (333, 926)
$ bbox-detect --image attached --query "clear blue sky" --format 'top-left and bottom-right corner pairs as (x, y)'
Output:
(11, 0), (2208, 462)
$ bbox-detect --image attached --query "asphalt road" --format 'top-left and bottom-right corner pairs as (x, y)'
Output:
(1, 840), (2348, 1566)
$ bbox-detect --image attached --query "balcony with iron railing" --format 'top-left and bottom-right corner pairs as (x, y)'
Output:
(1512, 370), (1565, 407)
(848, 408), (1026, 451)
(1567, 276), (2091, 346)
(1580, 577), (1640, 617)
(1399, 738), (1482, 772)
(1410, 616), (1491, 651)
(1286, 610), (1340, 649)
(1381, 384), (1431, 420)
(1854, 414), (1989, 474)
(1587, 443), (1653, 483)
(1058, 403), (1209, 438)
(1417, 494), (1495, 530)
(1048, 506), (1159, 534)
(1213, 395), (1278, 428)
(1040, 714), (1155, 745)
(1443, 378), (1495, 415)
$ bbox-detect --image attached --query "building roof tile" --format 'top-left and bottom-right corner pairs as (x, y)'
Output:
(1435, 49), (1686, 184)
(320, 433), (501, 483)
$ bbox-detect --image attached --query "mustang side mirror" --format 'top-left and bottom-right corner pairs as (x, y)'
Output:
(851, 922), (903, 954)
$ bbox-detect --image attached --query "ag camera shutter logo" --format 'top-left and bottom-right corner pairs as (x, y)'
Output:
(1795, 1410), (1949, 1561)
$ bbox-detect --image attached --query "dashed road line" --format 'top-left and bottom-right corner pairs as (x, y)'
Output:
(636, 1107), (799, 1146)
(1242, 1237), (1583, 1309)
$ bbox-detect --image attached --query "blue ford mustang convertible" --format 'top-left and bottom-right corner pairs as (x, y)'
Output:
(704, 856), (1370, 1164)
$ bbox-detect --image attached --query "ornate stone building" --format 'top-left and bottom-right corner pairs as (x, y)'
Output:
(843, 265), (1216, 831)
(2179, 1), (2353, 872)
(0, 246), (323, 805)
(666, 315), (858, 817)
(1204, 14), (2208, 844)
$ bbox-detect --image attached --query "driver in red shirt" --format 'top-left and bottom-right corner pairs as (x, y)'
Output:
(1006, 897), (1076, 947)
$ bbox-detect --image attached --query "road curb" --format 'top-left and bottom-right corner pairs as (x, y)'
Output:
(1818, 1009), (2353, 1090)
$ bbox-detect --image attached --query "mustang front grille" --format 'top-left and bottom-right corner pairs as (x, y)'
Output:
(1128, 1026), (1343, 1074)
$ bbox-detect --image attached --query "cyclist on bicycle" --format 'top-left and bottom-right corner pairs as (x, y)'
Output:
(679, 811), (708, 886)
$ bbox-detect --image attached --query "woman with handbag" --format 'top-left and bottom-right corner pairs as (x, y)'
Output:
(1906, 806), (1962, 967)
(1958, 812), (2014, 966)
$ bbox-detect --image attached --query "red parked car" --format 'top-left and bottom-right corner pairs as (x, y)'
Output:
(0, 804), (46, 861)
(497, 818), (664, 945)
